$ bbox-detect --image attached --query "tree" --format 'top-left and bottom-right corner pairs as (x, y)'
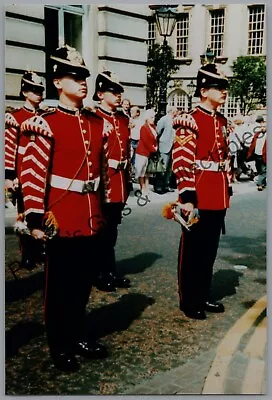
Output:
(146, 42), (180, 111)
(229, 56), (266, 115)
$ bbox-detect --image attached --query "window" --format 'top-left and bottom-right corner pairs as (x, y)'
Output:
(176, 14), (189, 58)
(210, 9), (225, 57)
(248, 5), (265, 55)
(219, 96), (240, 118)
(148, 20), (156, 50)
(226, 96), (240, 118)
(44, 5), (85, 99)
(170, 92), (187, 111)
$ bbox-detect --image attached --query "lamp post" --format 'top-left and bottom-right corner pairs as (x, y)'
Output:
(152, 5), (178, 120)
(187, 80), (197, 110)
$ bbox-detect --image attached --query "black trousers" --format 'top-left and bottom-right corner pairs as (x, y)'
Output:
(99, 203), (124, 276)
(178, 209), (226, 310)
(45, 235), (100, 355)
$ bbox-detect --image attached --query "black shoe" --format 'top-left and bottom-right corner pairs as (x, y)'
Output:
(52, 352), (80, 373)
(154, 188), (167, 195)
(95, 276), (116, 292)
(20, 258), (37, 271)
(205, 301), (225, 313)
(180, 304), (206, 320)
(75, 341), (109, 359)
(112, 275), (131, 288)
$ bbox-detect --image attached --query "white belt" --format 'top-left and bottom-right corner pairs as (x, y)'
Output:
(195, 160), (228, 172)
(18, 146), (26, 155)
(108, 159), (128, 170)
(50, 174), (100, 193)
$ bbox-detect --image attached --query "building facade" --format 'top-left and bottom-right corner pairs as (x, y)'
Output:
(5, 4), (266, 116)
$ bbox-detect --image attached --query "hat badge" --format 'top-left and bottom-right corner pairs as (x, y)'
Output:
(31, 73), (42, 84)
(202, 78), (206, 83)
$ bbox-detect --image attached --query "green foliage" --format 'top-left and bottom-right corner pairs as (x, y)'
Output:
(146, 43), (180, 110)
(229, 56), (266, 115)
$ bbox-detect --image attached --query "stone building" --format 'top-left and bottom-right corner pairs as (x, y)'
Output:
(5, 3), (266, 116)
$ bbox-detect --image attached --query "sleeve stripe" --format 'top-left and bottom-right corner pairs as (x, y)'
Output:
(24, 208), (44, 216)
(23, 155), (47, 172)
(22, 181), (45, 193)
(38, 135), (51, 149)
(23, 195), (43, 203)
(20, 168), (44, 182)
(28, 142), (49, 161)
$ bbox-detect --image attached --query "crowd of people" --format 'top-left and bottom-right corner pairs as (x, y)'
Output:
(5, 43), (267, 373)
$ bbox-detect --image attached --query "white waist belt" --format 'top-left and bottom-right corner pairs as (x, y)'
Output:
(18, 146), (26, 155)
(50, 174), (100, 193)
(108, 159), (128, 169)
(195, 160), (228, 172)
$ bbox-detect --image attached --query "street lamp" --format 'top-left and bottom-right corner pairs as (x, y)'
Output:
(200, 46), (216, 65)
(187, 80), (197, 110)
(152, 5), (178, 119)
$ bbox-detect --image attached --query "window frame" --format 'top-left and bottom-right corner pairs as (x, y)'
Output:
(248, 5), (265, 56)
(209, 8), (225, 57)
(175, 13), (189, 59)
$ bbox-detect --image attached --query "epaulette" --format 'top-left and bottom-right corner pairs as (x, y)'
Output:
(116, 110), (129, 119)
(216, 110), (227, 121)
(5, 106), (19, 114)
(21, 115), (54, 137)
(173, 113), (198, 133)
(81, 106), (101, 119)
(37, 107), (57, 117)
(5, 112), (20, 128)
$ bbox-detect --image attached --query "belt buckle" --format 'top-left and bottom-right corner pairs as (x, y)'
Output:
(82, 180), (95, 193)
(118, 161), (125, 170)
(218, 161), (225, 171)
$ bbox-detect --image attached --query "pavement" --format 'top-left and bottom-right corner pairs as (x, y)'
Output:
(5, 178), (267, 395)
(124, 179), (267, 395)
(121, 295), (267, 395)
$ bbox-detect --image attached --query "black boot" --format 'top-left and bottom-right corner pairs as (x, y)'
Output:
(94, 274), (116, 292)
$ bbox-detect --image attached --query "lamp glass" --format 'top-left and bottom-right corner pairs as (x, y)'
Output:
(155, 7), (178, 37)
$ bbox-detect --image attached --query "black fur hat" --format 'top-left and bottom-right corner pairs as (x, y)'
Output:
(20, 71), (44, 97)
(93, 71), (124, 101)
(50, 44), (90, 78)
(194, 63), (229, 97)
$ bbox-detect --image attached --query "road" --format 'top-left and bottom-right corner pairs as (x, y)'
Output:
(5, 180), (267, 395)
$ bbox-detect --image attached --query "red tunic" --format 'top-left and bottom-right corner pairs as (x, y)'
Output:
(5, 106), (39, 181)
(172, 106), (232, 210)
(95, 107), (131, 203)
(20, 105), (106, 237)
(136, 122), (158, 157)
(247, 131), (267, 164)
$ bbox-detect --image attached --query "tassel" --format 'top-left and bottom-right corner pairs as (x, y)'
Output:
(43, 211), (59, 238)
(162, 202), (177, 220)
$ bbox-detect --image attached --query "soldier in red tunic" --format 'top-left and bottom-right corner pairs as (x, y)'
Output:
(172, 63), (232, 320)
(93, 71), (132, 291)
(20, 45), (108, 372)
(5, 71), (45, 270)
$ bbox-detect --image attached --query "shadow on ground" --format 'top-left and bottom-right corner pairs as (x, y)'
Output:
(211, 269), (244, 301)
(6, 321), (45, 359)
(116, 252), (163, 276)
(5, 270), (45, 303)
(87, 293), (155, 340)
(220, 233), (266, 270)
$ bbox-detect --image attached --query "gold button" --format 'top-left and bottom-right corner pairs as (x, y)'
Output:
(89, 173), (93, 178)
(84, 140), (89, 145)
(87, 151), (91, 155)
(82, 129), (87, 134)
(80, 119), (84, 124)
